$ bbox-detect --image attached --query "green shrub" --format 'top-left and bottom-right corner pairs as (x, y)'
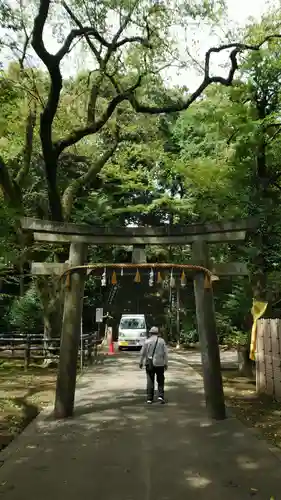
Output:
(178, 312), (247, 346)
(216, 312), (246, 346)
(180, 328), (198, 344)
(7, 284), (43, 335)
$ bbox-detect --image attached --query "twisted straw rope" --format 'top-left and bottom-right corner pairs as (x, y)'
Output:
(61, 262), (213, 280)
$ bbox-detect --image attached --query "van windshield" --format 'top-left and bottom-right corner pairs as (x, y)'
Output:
(120, 318), (145, 330)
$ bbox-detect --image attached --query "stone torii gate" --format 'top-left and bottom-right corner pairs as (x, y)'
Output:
(21, 217), (256, 421)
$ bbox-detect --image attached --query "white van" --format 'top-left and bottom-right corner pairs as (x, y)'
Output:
(118, 314), (147, 350)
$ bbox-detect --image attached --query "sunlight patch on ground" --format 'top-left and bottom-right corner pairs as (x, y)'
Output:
(236, 455), (260, 470)
(184, 469), (212, 488)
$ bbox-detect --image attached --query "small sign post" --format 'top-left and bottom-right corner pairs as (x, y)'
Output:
(96, 307), (103, 323)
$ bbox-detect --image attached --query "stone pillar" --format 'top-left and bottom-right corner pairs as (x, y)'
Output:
(54, 242), (88, 418)
(132, 244), (147, 263)
(192, 241), (225, 420)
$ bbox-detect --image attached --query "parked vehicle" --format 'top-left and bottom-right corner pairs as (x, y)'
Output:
(118, 314), (147, 350)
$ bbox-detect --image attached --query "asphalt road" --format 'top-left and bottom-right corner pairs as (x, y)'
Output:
(0, 352), (281, 500)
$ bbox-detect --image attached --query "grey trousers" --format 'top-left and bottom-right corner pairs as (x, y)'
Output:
(146, 365), (165, 400)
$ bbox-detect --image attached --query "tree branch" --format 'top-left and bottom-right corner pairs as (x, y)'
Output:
(31, 0), (64, 220)
(32, 0), (281, 222)
(227, 128), (239, 145)
(61, 121), (143, 220)
(33, 0), (151, 160)
(61, 0), (150, 124)
(62, 0), (149, 61)
(32, 1), (119, 127)
(60, 2), (114, 57)
(55, 75), (143, 155)
(61, 1), (101, 62)
(61, 2), (104, 124)
(61, 141), (118, 220)
(0, 156), (14, 202)
(115, 35), (151, 51)
(18, 0), (31, 69)
(266, 123), (281, 145)
(31, 0), (63, 129)
(19, 31), (30, 70)
(273, 182), (281, 191)
(0, 156), (21, 209)
(32, 0), (105, 64)
(31, 0), (53, 67)
(15, 104), (37, 187)
(111, 1), (138, 47)
(129, 37), (281, 115)
(55, 26), (105, 61)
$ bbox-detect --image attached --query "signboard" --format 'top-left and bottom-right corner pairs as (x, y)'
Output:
(96, 307), (103, 323)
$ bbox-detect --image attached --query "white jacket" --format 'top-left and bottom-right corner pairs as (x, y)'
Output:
(140, 335), (168, 367)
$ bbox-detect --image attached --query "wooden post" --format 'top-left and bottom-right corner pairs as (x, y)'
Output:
(192, 241), (226, 420)
(54, 242), (88, 419)
(88, 336), (93, 365)
(176, 283), (180, 347)
(132, 244), (147, 263)
(94, 331), (98, 359)
(169, 285), (172, 339)
(24, 335), (31, 371)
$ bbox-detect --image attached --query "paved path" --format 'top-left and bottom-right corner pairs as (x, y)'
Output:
(0, 353), (281, 499)
(171, 347), (239, 367)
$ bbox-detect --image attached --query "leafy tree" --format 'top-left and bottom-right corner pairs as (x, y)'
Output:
(1, 1), (281, 354)
(7, 282), (43, 335)
(158, 11), (281, 363)
(22, 0), (271, 221)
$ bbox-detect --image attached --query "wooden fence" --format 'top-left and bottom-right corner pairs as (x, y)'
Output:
(0, 333), (100, 370)
(256, 318), (281, 399)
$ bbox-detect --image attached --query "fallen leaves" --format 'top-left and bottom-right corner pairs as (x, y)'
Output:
(0, 362), (56, 451)
(191, 365), (281, 450)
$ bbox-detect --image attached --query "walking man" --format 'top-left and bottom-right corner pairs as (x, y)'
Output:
(139, 326), (168, 404)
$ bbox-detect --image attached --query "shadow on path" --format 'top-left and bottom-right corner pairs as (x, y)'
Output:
(0, 355), (281, 499)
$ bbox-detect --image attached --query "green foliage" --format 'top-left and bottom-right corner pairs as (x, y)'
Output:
(0, 0), (21, 47)
(179, 308), (246, 347)
(7, 284), (43, 335)
(0, 293), (14, 332)
(0, 201), (19, 262)
(215, 313), (245, 346)
(2, 3), (281, 343)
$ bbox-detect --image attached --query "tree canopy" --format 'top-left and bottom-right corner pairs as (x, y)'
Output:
(1, 1), (281, 345)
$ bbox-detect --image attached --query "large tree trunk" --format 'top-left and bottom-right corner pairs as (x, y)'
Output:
(37, 276), (64, 364)
(44, 154), (63, 222)
(236, 257), (268, 378)
(238, 339), (254, 377)
(240, 99), (269, 378)
(237, 312), (254, 377)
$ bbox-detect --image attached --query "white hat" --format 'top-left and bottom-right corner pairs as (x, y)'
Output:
(149, 326), (159, 334)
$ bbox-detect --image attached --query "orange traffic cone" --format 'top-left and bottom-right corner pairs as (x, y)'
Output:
(107, 326), (115, 355)
(108, 341), (115, 355)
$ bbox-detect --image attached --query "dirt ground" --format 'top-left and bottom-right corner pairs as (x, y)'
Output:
(190, 362), (281, 450)
(0, 359), (56, 451)
(224, 370), (281, 449)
